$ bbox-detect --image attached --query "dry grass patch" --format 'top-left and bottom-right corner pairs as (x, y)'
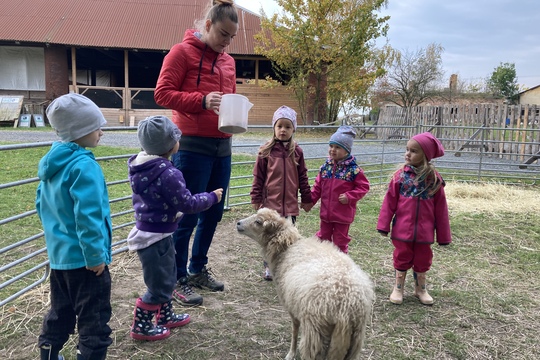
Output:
(446, 182), (540, 215)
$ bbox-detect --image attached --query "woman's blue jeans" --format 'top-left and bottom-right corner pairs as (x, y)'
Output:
(171, 150), (231, 279)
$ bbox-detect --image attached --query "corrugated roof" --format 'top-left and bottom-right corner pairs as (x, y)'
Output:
(0, 0), (261, 55)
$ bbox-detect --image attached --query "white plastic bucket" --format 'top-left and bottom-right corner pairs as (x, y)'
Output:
(215, 94), (253, 134)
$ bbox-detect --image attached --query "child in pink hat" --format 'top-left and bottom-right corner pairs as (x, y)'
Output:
(377, 132), (451, 305)
(250, 105), (312, 280)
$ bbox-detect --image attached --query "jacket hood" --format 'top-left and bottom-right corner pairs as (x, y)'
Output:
(182, 29), (220, 55)
(183, 29), (222, 86)
(128, 153), (171, 195)
(38, 142), (94, 181)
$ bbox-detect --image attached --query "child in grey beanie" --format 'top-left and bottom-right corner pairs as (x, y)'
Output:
(126, 115), (224, 340)
(137, 115), (182, 155)
(46, 93), (107, 142)
(37, 93), (113, 359)
(304, 125), (370, 254)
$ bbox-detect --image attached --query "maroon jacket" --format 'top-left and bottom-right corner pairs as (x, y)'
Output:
(154, 29), (236, 139)
(250, 142), (312, 217)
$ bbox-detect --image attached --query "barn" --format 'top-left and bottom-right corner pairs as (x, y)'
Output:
(0, 0), (300, 126)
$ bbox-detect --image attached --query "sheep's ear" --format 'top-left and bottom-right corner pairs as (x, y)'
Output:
(263, 219), (282, 235)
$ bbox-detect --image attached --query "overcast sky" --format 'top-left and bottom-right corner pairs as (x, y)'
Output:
(236, 0), (540, 89)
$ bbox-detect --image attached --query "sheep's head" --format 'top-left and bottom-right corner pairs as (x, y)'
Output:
(236, 208), (300, 253)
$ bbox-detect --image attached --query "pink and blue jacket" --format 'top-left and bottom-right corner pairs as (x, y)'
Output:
(377, 165), (451, 245)
(311, 155), (370, 224)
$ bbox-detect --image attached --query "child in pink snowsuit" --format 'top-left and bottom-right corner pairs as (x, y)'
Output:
(306, 126), (370, 253)
(377, 132), (451, 306)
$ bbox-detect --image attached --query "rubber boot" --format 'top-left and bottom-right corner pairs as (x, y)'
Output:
(389, 270), (407, 305)
(130, 298), (171, 341)
(40, 344), (64, 360)
(157, 299), (191, 328)
(413, 272), (434, 305)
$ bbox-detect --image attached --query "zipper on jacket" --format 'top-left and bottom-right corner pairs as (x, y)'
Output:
(281, 147), (287, 216)
(413, 197), (420, 241)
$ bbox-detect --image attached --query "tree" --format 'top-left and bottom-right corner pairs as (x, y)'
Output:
(487, 62), (519, 103)
(372, 43), (444, 122)
(254, 0), (390, 124)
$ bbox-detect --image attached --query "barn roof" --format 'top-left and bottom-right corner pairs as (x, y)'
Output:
(0, 0), (262, 55)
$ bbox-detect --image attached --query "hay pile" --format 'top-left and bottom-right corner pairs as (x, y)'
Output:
(445, 182), (540, 214)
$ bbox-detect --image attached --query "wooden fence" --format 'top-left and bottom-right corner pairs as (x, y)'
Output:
(378, 104), (540, 161)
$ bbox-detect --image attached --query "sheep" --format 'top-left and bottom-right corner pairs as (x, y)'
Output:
(236, 208), (375, 360)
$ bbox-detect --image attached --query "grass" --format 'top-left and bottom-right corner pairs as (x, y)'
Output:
(1, 138), (540, 359)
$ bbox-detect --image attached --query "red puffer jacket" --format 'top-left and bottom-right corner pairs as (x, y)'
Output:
(154, 29), (236, 139)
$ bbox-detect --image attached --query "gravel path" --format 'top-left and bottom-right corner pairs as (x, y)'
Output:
(0, 129), (363, 159)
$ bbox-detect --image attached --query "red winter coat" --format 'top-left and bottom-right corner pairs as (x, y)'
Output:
(311, 156), (370, 224)
(154, 29), (236, 139)
(377, 166), (452, 245)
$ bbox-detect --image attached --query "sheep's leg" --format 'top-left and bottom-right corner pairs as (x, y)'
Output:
(285, 317), (300, 360)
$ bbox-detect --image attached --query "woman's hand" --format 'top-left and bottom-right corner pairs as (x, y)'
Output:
(206, 91), (224, 111)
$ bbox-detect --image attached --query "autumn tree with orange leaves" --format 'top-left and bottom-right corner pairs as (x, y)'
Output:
(255, 0), (390, 124)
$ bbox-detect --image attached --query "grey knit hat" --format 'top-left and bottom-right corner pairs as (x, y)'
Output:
(46, 93), (107, 142)
(329, 125), (356, 154)
(137, 116), (181, 155)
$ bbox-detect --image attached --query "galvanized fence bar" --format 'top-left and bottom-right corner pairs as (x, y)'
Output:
(1, 123), (539, 306)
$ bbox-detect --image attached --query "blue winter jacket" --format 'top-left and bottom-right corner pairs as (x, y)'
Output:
(36, 142), (113, 270)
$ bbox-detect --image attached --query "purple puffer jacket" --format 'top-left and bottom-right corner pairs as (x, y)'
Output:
(128, 154), (218, 233)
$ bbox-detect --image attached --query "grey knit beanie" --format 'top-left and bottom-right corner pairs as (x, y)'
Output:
(137, 116), (181, 155)
(46, 93), (107, 142)
(329, 126), (356, 154)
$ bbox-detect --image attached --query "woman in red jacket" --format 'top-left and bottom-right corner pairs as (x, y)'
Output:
(377, 132), (451, 306)
(154, 0), (238, 307)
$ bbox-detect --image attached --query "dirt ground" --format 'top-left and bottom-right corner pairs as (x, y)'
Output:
(102, 207), (293, 359)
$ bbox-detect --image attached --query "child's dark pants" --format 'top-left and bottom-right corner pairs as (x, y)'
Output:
(137, 235), (176, 304)
(38, 267), (112, 360)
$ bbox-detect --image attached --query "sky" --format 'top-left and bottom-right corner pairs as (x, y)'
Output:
(235, 0), (540, 89)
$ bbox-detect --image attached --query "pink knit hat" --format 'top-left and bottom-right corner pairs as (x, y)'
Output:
(411, 132), (445, 161)
(272, 105), (297, 130)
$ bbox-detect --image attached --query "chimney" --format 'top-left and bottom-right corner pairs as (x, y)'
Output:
(449, 74), (458, 91)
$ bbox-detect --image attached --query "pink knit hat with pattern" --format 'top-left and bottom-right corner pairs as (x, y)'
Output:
(272, 106), (297, 130)
(412, 132), (445, 161)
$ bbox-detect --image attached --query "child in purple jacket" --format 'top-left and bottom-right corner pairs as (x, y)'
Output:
(127, 116), (223, 341)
